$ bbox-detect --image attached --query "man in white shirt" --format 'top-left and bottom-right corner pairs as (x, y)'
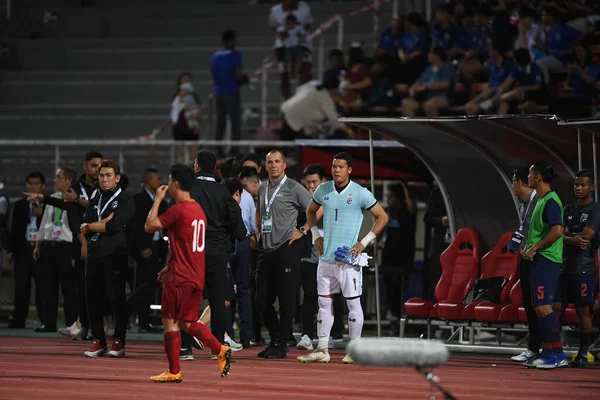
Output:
(268, 0), (313, 99)
(514, 6), (546, 61)
(31, 168), (80, 333)
(279, 78), (345, 140)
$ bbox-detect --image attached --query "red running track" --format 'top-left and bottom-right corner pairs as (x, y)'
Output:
(0, 337), (598, 399)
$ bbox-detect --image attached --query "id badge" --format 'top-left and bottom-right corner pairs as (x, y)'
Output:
(262, 214), (273, 234)
(507, 230), (524, 252)
(27, 227), (38, 242)
(89, 233), (100, 243)
(52, 225), (62, 239)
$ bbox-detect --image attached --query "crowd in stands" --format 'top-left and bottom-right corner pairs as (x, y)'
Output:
(305, 1), (600, 124)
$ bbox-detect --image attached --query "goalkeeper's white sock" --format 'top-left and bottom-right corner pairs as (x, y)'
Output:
(316, 296), (334, 352)
(347, 298), (364, 340)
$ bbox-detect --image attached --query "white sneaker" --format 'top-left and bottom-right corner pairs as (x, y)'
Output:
(224, 334), (243, 352)
(328, 336), (335, 349)
(297, 349), (330, 363)
(342, 354), (354, 364)
(59, 322), (80, 337)
(511, 349), (538, 362)
(297, 334), (314, 350)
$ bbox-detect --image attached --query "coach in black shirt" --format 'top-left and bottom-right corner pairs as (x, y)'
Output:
(80, 160), (134, 358)
(179, 150), (246, 358)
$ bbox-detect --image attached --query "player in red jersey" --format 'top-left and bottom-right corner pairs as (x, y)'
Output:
(144, 164), (231, 383)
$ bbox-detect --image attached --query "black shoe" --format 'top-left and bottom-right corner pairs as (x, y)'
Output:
(257, 342), (275, 358)
(72, 327), (90, 341)
(34, 325), (56, 333)
(250, 337), (266, 347)
(287, 333), (297, 347)
(180, 347), (194, 361)
(241, 340), (251, 349)
(191, 336), (205, 350)
(138, 323), (159, 333)
(261, 341), (287, 359)
(7, 320), (25, 329)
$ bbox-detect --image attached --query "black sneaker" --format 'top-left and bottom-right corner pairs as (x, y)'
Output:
(180, 347), (194, 361)
(261, 341), (287, 359)
(34, 325), (56, 333)
(257, 342), (275, 358)
(191, 336), (205, 351)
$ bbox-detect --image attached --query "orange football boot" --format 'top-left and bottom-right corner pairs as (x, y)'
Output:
(218, 346), (232, 377)
(150, 370), (183, 383)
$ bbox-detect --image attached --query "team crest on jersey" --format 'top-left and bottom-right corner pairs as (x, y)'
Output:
(581, 213), (589, 223)
(346, 196), (353, 205)
(111, 201), (118, 209)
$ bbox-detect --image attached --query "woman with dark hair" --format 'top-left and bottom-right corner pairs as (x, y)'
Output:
(337, 44), (372, 111)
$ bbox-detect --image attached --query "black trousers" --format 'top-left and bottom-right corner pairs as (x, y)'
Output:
(181, 251), (230, 349)
(41, 241), (78, 329)
(12, 244), (44, 325)
(256, 240), (303, 344)
(250, 248), (263, 340)
(86, 253), (128, 344)
(74, 257), (89, 327)
(231, 237), (253, 343)
(519, 258), (541, 352)
(129, 243), (162, 326)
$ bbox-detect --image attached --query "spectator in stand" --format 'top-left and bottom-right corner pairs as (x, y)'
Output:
(171, 82), (200, 163)
(514, 5), (546, 61)
(211, 30), (248, 156)
(432, 4), (458, 56)
(537, 6), (582, 83)
(337, 44), (372, 112)
(376, 15), (405, 67)
(269, 0), (313, 99)
(497, 48), (545, 115)
(465, 38), (516, 115)
(323, 49), (345, 82)
(6, 172), (46, 329)
(475, 4), (493, 59)
(277, 14), (310, 81)
(394, 12), (430, 85)
(279, 78), (346, 140)
(455, 8), (487, 83)
(557, 43), (600, 118)
(400, 46), (455, 117)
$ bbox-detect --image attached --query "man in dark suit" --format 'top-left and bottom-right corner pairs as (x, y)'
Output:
(6, 172), (46, 328)
(127, 168), (167, 332)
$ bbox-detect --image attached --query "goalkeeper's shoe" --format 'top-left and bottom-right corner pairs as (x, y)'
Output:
(297, 349), (330, 363)
(342, 354), (354, 364)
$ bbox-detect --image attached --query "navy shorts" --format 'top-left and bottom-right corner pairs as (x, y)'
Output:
(530, 255), (561, 306)
(556, 273), (596, 305)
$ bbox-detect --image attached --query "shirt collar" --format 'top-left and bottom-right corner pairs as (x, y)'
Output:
(268, 175), (286, 187)
(100, 185), (120, 196)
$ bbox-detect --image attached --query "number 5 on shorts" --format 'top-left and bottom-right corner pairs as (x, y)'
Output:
(537, 286), (544, 300)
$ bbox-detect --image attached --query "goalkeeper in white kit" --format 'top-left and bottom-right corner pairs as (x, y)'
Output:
(298, 152), (388, 364)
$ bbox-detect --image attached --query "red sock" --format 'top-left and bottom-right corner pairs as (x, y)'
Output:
(164, 331), (181, 374)
(187, 322), (222, 354)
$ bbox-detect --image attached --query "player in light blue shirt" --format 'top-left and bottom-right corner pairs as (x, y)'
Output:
(299, 152), (388, 364)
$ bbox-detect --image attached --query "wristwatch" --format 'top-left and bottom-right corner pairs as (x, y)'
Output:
(299, 226), (307, 236)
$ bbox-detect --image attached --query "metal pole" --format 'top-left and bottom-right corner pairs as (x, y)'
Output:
(54, 145), (60, 172)
(392, 0), (398, 17)
(261, 60), (268, 130)
(578, 128), (583, 171)
(119, 146), (125, 172)
(318, 36), (324, 82)
(6, 0), (11, 19)
(369, 129), (382, 338)
(372, 0), (380, 49)
(593, 132), (598, 203)
(426, 0), (432, 23)
(337, 14), (343, 50)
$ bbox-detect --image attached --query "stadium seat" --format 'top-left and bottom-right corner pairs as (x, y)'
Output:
(430, 228), (482, 320)
(471, 232), (520, 321)
(404, 227), (481, 319)
(497, 280), (523, 322)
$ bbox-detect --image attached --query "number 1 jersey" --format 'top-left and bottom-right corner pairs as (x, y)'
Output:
(159, 200), (207, 290)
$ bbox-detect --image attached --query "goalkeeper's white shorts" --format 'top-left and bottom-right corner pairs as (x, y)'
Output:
(317, 260), (363, 298)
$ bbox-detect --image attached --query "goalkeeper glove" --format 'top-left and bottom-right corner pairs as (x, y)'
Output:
(334, 246), (371, 267)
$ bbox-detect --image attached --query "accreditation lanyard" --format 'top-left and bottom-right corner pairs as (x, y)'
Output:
(80, 183), (97, 201)
(97, 188), (122, 221)
(265, 175), (287, 215)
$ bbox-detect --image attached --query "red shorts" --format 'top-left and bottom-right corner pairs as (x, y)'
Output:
(161, 284), (203, 322)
